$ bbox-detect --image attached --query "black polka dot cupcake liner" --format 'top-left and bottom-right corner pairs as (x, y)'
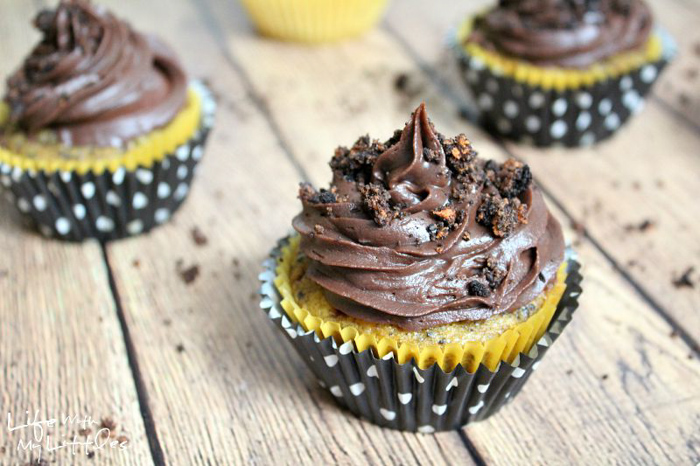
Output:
(452, 28), (676, 147)
(0, 81), (216, 242)
(259, 235), (583, 432)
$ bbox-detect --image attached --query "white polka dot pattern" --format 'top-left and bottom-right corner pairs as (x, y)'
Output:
(454, 33), (673, 147)
(259, 235), (585, 432)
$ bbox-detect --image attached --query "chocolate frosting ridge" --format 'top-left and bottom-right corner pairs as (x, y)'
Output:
(4, 0), (187, 147)
(293, 104), (565, 331)
(468, 0), (653, 68)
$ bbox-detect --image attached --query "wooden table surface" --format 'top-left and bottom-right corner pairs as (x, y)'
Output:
(1, 0), (699, 464)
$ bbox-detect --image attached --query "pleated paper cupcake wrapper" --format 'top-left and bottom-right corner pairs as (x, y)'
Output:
(452, 27), (676, 147)
(239, 0), (390, 43)
(259, 235), (583, 432)
(0, 81), (216, 242)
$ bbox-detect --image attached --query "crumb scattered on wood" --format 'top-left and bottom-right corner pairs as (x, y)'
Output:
(177, 261), (200, 285)
(624, 219), (655, 233)
(393, 72), (423, 98)
(176, 343), (185, 353)
(191, 226), (208, 246)
(132, 259), (140, 268)
(672, 267), (695, 289)
(100, 417), (117, 432)
(566, 369), (574, 376)
(601, 374), (609, 381)
(163, 318), (172, 327)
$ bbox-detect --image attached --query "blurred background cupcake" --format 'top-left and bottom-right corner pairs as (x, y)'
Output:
(239, 0), (390, 43)
(261, 104), (583, 432)
(0, 0), (216, 241)
(453, 0), (675, 147)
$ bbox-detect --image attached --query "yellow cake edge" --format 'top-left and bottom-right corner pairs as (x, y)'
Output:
(457, 17), (663, 91)
(274, 236), (568, 373)
(0, 86), (203, 175)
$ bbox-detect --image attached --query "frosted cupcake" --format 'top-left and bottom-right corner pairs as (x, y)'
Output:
(0, 0), (215, 240)
(454, 0), (675, 147)
(260, 104), (583, 431)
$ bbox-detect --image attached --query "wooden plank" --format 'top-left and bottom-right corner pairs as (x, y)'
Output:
(100, 0), (475, 463)
(204, 2), (700, 463)
(0, 2), (153, 465)
(646, 0), (700, 128)
(383, 0), (700, 346)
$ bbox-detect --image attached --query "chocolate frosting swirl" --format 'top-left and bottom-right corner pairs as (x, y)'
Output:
(3, 0), (187, 147)
(293, 104), (565, 331)
(468, 0), (653, 68)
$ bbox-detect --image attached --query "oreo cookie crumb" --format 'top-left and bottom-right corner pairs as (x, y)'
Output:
(494, 159), (532, 198)
(624, 219), (655, 233)
(330, 135), (385, 183)
(299, 182), (337, 204)
(477, 194), (527, 237)
(100, 417), (117, 431)
(467, 280), (491, 297)
(360, 183), (399, 226)
(483, 257), (506, 289)
(176, 343), (185, 353)
(191, 226), (208, 246)
(178, 263), (200, 285)
(672, 267), (695, 289)
(394, 72), (423, 98)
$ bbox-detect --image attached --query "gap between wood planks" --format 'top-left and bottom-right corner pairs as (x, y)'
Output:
(381, 21), (700, 361)
(102, 244), (167, 466)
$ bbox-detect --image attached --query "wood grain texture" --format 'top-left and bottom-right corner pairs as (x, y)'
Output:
(201, 1), (700, 464)
(383, 0), (700, 345)
(0, 2), (153, 465)
(0, 0), (698, 464)
(100, 0), (474, 464)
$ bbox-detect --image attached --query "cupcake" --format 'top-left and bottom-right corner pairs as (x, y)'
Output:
(0, 0), (216, 241)
(260, 104), (583, 432)
(453, 0), (675, 147)
(239, 0), (390, 43)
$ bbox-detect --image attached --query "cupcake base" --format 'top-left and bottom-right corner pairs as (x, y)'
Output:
(240, 0), (390, 43)
(0, 81), (216, 242)
(260, 235), (583, 432)
(453, 28), (676, 147)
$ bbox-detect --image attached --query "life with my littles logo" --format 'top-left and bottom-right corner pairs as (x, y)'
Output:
(6, 410), (129, 461)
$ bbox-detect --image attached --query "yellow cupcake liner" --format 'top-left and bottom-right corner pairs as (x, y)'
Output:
(274, 236), (568, 372)
(0, 86), (203, 175)
(457, 18), (664, 91)
(239, 0), (390, 43)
